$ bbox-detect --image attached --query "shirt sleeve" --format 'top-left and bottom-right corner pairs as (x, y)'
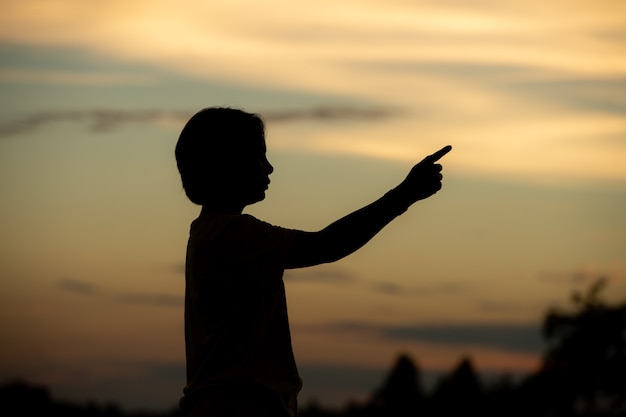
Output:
(218, 214), (298, 286)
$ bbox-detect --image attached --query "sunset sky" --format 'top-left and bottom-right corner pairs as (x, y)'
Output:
(1, 0), (625, 412)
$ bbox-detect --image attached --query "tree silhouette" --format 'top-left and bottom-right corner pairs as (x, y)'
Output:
(429, 356), (484, 416)
(523, 279), (626, 416)
(367, 354), (423, 416)
(0, 379), (53, 416)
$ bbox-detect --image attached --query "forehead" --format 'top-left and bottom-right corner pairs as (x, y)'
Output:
(242, 130), (265, 147)
(229, 130), (266, 159)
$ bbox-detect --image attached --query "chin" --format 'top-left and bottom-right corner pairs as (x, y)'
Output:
(246, 193), (266, 205)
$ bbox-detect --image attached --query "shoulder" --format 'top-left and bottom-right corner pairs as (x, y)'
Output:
(237, 214), (299, 239)
(191, 213), (299, 241)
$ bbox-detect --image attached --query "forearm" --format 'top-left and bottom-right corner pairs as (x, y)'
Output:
(285, 188), (411, 268)
(285, 145), (450, 269)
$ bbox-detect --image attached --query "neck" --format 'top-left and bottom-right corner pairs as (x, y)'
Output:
(200, 202), (245, 216)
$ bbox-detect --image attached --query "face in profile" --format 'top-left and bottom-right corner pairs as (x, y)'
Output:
(240, 140), (274, 205)
(223, 131), (274, 207)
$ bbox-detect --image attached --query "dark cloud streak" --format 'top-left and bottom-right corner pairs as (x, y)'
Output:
(0, 106), (400, 138)
(370, 280), (472, 296)
(284, 266), (356, 283)
(57, 278), (182, 308)
(311, 321), (543, 354)
(0, 109), (189, 137)
(383, 323), (543, 354)
(58, 278), (99, 295)
(113, 292), (183, 308)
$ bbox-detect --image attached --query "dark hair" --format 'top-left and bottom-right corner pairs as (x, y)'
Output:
(175, 107), (265, 205)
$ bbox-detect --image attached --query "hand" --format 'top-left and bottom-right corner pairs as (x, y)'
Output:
(397, 145), (452, 203)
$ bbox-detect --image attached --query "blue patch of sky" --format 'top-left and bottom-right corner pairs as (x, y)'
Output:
(0, 42), (383, 117)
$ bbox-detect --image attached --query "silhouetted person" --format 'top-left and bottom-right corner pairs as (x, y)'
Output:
(174, 107), (452, 417)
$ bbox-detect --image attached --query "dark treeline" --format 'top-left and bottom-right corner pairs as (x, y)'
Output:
(2, 280), (624, 417)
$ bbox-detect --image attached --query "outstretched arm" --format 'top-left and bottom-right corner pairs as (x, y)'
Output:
(284, 145), (452, 269)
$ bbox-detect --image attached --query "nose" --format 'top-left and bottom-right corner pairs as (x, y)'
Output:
(264, 158), (274, 175)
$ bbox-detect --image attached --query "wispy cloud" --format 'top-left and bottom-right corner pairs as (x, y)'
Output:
(371, 282), (405, 295)
(476, 300), (526, 313)
(0, 106), (399, 138)
(537, 263), (626, 286)
(113, 292), (182, 308)
(168, 262), (186, 275)
(370, 280), (471, 296)
(2, 1), (624, 91)
(382, 323), (543, 354)
(285, 266), (357, 284)
(58, 278), (99, 295)
(0, 110), (186, 137)
(0, 68), (157, 85)
(2, 1), (625, 182)
(57, 278), (182, 308)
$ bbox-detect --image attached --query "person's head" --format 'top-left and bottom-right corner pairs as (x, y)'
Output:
(175, 107), (274, 210)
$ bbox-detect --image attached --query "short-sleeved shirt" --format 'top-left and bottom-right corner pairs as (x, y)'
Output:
(180, 213), (301, 417)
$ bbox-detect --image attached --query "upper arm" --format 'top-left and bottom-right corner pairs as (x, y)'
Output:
(284, 230), (343, 269)
(283, 192), (403, 270)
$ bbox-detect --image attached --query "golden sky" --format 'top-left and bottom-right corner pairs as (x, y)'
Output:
(0, 0), (625, 411)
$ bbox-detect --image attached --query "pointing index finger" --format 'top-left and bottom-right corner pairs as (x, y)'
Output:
(426, 145), (452, 163)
